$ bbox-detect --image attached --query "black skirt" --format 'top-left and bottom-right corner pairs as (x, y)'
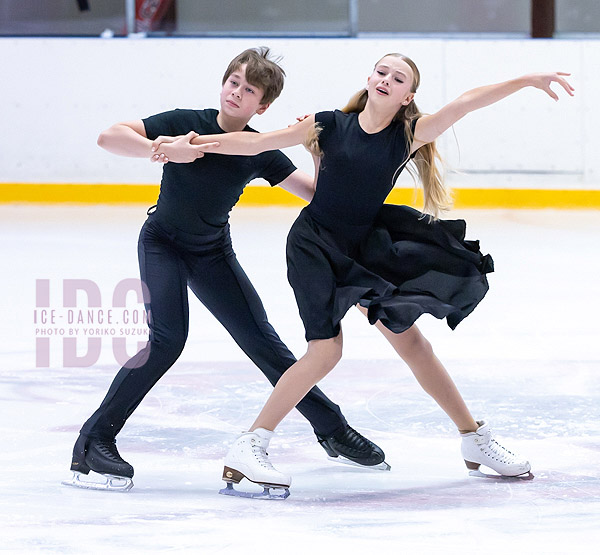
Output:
(286, 204), (494, 341)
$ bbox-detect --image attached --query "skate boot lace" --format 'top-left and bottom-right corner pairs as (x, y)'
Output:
(483, 437), (521, 464)
(250, 441), (276, 471)
(95, 440), (125, 463)
(337, 426), (370, 455)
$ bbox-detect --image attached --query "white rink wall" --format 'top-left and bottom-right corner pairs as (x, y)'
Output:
(2, 37), (599, 189)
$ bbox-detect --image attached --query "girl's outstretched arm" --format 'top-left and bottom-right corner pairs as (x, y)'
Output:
(412, 72), (574, 152)
(151, 115), (316, 163)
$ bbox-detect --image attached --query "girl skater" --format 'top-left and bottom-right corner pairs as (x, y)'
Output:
(153, 53), (574, 498)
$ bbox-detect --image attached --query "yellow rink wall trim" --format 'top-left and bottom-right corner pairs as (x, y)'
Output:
(1, 183), (600, 209)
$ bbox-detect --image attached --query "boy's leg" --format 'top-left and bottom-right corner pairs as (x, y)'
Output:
(79, 220), (190, 440)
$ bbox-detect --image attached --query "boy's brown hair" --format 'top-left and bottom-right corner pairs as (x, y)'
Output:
(222, 47), (285, 105)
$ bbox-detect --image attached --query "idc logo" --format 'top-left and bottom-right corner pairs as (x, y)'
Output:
(34, 279), (150, 367)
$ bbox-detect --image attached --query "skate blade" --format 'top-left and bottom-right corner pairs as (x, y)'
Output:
(62, 471), (134, 492)
(218, 481), (290, 500)
(327, 456), (391, 472)
(468, 469), (534, 481)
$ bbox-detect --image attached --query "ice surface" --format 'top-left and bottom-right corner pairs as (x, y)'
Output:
(1, 205), (599, 553)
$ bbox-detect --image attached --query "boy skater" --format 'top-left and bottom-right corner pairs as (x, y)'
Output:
(64, 47), (387, 492)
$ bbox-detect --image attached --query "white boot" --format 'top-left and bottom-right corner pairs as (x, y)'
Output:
(222, 428), (291, 491)
(461, 421), (531, 477)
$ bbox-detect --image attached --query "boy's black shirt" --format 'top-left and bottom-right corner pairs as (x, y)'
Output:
(143, 108), (296, 235)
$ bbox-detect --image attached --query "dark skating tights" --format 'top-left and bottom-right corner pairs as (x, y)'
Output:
(80, 216), (346, 440)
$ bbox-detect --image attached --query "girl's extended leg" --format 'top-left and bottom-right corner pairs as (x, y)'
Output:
(356, 306), (477, 432)
(249, 333), (344, 432)
(221, 334), (343, 495)
(357, 306), (531, 477)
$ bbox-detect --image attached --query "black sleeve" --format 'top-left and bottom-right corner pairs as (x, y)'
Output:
(142, 109), (194, 140)
(314, 110), (335, 150)
(257, 150), (297, 187)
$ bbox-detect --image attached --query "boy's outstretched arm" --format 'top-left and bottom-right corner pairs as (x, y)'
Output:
(412, 72), (575, 152)
(98, 120), (199, 159)
(97, 120), (155, 157)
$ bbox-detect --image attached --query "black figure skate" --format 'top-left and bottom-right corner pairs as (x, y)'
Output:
(317, 425), (391, 471)
(62, 434), (134, 492)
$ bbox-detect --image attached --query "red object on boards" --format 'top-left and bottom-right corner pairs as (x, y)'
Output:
(135, 0), (175, 33)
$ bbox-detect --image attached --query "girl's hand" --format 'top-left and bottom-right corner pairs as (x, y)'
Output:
(151, 131), (197, 150)
(288, 114), (312, 127)
(527, 72), (575, 101)
(151, 131), (198, 163)
(150, 131), (218, 163)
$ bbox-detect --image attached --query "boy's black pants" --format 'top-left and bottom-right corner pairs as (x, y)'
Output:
(80, 215), (347, 440)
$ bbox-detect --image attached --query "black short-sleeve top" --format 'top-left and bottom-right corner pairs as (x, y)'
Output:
(143, 108), (296, 234)
(307, 110), (414, 229)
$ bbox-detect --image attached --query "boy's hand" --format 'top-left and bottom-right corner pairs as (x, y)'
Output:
(526, 72), (574, 101)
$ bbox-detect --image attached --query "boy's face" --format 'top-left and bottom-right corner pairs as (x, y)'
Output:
(220, 64), (269, 121)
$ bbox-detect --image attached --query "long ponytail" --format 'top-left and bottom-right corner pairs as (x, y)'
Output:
(400, 100), (451, 217)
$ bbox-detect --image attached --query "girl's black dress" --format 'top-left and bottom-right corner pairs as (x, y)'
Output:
(286, 110), (494, 341)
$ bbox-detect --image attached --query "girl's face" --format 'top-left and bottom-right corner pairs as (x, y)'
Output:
(366, 56), (415, 110)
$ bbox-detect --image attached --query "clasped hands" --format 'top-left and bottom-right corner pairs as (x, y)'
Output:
(150, 131), (219, 164)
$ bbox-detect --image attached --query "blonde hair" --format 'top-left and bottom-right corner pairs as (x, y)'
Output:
(308, 53), (452, 218)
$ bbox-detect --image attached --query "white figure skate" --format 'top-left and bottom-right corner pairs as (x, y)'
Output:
(461, 420), (533, 480)
(219, 428), (291, 500)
